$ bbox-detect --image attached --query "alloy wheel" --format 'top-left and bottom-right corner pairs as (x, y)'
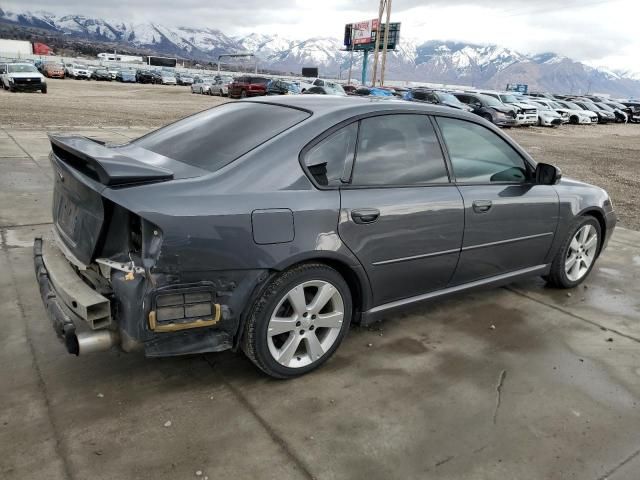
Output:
(565, 224), (598, 282)
(267, 280), (344, 368)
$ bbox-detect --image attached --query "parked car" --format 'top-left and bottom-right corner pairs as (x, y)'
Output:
(175, 72), (194, 86)
(66, 64), (91, 80)
(594, 102), (627, 123)
(452, 92), (518, 127)
(228, 76), (270, 98)
(159, 71), (177, 85)
(403, 89), (473, 112)
(298, 78), (346, 95)
(210, 75), (234, 96)
(354, 86), (394, 97)
(266, 79), (300, 96)
(35, 96), (616, 378)
(91, 68), (112, 81)
(604, 101), (638, 122)
(477, 91), (538, 126)
(343, 85), (358, 95)
(136, 70), (160, 84)
(42, 63), (65, 79)
(1, 62), (47, 93)
(569, 99), (616, 124)
(116, 69), (137, 83)
(552, 100), (598, 124)
(528, 100), (564, 126)
(303, 86), (347, 96)
(191, 76), (216, 94)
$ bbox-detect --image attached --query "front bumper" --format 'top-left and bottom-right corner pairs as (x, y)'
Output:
(494, 117), (518, 127)
(540, 117), (562, 127)
(516, 114), (538, 126)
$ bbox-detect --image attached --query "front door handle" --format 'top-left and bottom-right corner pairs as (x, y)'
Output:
(351, 208), (380, 224)
(472, 200), (493, 213)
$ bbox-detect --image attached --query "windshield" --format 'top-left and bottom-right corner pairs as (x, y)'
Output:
(561, 101), (581, 110)
(438, 92), (464, 106)
(596, 103), (614, 112)
(550, 102), (565, 109)
(499, 94), (519, 103)
(478, 94), (503, 107)
(534, 102), (551, 110)
(8, 64), (38, 73)
(135, 102), (310, 171)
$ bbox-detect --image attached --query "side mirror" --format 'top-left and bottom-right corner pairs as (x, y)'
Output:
(535, 163), (562, 185)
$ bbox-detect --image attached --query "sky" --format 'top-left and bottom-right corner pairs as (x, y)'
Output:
(4, 0), (640, 73)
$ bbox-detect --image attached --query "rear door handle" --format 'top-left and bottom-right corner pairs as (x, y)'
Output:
(351, 208), (380, 224)
(472, 200), (493, 213)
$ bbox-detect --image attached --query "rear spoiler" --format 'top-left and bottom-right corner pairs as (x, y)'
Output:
(49, 135), (173, 186)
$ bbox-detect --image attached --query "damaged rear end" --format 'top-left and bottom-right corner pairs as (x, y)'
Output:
(34, 134), (231, 357)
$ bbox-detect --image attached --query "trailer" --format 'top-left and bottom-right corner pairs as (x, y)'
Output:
(0, 39), (33, 57)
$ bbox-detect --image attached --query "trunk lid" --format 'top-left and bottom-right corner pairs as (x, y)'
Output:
(49, 135), (207, 265)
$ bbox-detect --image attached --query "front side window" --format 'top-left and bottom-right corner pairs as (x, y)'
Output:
(351, 114), (449, 186)
(437, 117), (528, 183)
(304, 123), (358, 186)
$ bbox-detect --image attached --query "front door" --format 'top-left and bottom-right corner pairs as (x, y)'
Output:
(435, 116), (559, 285)
(337, 114), (465, 306)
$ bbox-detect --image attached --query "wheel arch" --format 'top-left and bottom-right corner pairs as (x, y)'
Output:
(232, 253), (372, 349)
(579, 208), (607, 256)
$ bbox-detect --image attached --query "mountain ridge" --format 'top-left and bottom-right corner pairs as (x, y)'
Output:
(1, 8), (639, 97)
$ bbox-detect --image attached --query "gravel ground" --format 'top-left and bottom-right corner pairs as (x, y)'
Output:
(3, 78), (639, 228)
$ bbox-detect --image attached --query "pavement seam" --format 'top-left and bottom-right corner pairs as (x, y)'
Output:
(595, 447), (640, 480)
(203, 356), (315, 480)
(0, 221), (53, 230)
(2, 128), (49, 174)
(2, 244), (74, 480)
(505, 287), (640, 344)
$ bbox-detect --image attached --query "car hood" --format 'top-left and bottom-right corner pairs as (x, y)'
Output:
(539, 110), (561, 118)
(7, 72), (44, 80)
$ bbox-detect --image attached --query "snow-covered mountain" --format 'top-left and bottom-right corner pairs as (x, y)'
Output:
(2, 8), (640, 96)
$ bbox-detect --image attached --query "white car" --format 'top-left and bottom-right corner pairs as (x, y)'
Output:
(1, 63), (47, 93)
(191, 76), (215, 94)
(538, 99), (596, 125)
(67, 64), (91, 79)
(209, 75), (233, 96)
(480, 91), (538, 126)
(529, 101), (564, 127)
(298, 78), (346, 95)
(160, 72), (177, 85)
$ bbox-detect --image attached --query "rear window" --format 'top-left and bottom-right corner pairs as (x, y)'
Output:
(251, 77), (269, 84)
(135, 102), (310, 171)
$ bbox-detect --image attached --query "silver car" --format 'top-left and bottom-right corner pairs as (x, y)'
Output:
(191, 76), (215, 94)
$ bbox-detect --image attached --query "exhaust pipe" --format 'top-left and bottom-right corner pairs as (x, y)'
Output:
(65, 330), (120, 355)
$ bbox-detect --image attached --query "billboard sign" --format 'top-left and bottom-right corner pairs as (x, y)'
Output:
(352, 19), (379, 45)
(506, 83), (529, 94)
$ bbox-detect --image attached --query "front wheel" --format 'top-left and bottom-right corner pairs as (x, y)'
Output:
(242, 264), (352, 378)
(41, 86), (47, 94)
(546, 216), (601, 288)
(240, 90), (247, 98)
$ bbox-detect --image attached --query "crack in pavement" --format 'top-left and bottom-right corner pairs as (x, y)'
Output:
(596, 447), (640, 480)
(493, 370), (507, 425)
(202, 356), (315, 480)
(505, 287), (640, 344)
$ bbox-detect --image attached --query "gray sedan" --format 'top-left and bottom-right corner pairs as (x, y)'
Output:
(35, 97), (616, 378)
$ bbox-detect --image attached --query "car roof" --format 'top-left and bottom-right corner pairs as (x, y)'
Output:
(244, 95), (476, 119)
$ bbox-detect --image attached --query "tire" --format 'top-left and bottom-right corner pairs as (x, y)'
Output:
(242, 263), (352, 379)
(240, 89), (247, 98)
(546, 216), (601, 289)
(41, 86), (47, 94)
(570, 116), (578, 125)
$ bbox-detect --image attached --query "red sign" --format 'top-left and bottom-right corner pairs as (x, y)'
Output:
(352, 19), (379, 45)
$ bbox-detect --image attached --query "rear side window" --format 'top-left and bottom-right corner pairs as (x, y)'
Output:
(437, 117), (528, 183)
(304, 123), (358, 186)
(351, 114), (449, 186)
(135, 103), (309, 171)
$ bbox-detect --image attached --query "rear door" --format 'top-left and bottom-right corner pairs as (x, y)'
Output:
(435, 116), (559, 285)
(335, 114), (464, 306)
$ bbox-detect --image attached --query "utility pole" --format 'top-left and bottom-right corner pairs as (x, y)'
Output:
(370, 0), (386, 86)
(380, 0), (392, 86)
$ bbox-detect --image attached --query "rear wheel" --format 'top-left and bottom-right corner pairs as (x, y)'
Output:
(240, 89), (247, 98)
(242, 264), (352, 378)
(546, 216), (601, 288)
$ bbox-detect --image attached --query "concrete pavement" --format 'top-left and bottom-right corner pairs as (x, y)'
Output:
(1, 127), (639, 480)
